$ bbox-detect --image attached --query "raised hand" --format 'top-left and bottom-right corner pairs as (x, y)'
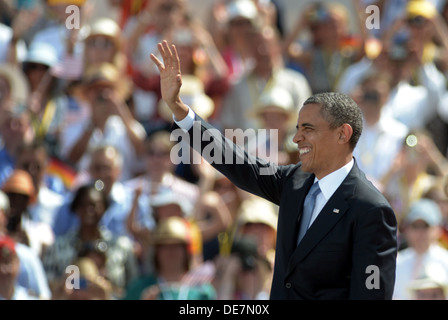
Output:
(150, 40), (189, 120)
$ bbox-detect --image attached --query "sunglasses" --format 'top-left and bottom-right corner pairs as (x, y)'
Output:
(85, 37), (115, 50)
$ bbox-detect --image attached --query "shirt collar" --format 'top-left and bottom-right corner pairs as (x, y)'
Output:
(314, 158), (354, 200)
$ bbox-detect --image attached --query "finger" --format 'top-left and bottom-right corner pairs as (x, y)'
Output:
(150, 53), (164, 70)
(157, 42), (167, 61)
(171, 44), (181, 74)
(162, 40), (173, 58)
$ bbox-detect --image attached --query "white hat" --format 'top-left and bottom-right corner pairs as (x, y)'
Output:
(227, 0), (258, 21)
(150, 192), (194, 217)
(84, 18), (122, 47)
(24, 41), (59, 68)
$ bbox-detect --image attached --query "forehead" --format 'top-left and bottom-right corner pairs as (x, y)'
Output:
(297, 103), (326, 124)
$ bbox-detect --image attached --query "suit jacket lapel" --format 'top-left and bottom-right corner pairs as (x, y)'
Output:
(285, 170), (358, 278)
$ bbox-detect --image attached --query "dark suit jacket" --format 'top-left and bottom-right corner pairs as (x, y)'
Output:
(176, 115), (398, 300)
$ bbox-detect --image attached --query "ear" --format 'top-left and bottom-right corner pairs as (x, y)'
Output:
(338, 124), (353, 145)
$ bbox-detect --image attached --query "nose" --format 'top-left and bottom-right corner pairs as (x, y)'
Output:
(292, 129), (303, 144)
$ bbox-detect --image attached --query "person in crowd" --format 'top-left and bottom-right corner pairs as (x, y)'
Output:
(208, 0), (261, 85)
(0, 64), (31, 186)
(352, 71), (409, 187)
(381, 129), (448, 229)
(134, 21), (230, 129)
(42, 182), (139, 299)
(14, 141), (65, 228)
(51, 256), (113, 300)
(246, 86), (299, 166)
(282, 1), (364, 93)
(219, 24), (311, 131)
(213, 236), (273, 300)
(235, 196), (278, 272)
(407, 261), (448, 300)
(125, 129), (200, 205)
(123, 216), (216, 300)
(124, 0), (188, 129)
(1, 169), (54, 258)
(0, 235), (38, 300)
(82, 17), (127, 75)
(393, 198), (448, 299)
(52, 145), (153, 239)
(59, 62), (146, 182)
(0, 190), (51, 300)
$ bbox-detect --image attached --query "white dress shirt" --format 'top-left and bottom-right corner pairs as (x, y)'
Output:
(308, 160), (354, 227)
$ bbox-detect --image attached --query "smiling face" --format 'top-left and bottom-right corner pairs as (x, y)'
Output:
(293, 103), (353, 179)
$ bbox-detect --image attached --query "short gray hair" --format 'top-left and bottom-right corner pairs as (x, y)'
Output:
(303, 92), (363, 150)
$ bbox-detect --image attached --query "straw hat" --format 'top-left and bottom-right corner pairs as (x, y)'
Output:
(81, 62), (131, 100)
(158, 75), (214, 121)
(84, 18), (122, 49)
(1, 169), (37, 204)
(152, 216), (192, 246)
(237, 197), (278, 232)
(47, 0), (86, 5)
(0, 64), (29, 107)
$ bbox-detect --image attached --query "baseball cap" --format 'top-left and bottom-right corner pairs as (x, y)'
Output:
(405, 198), (442, 227)
(226, 0), (258, 22)
(406, 0), (437, 19)
(24, 42), (59, 68)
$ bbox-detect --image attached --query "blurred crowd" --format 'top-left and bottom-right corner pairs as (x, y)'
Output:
(1, 0), (448, 300)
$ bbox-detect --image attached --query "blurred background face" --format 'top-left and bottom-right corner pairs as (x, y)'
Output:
(151, 0), (186, 31)
(0, 113), (32, 150)
(145, 140), (174, 177)
(84, 35), (117, 66)
(15, 148), (48, 192)
(89, 149), (121, 195)
(405, 219), (440, 254)
(156, 243), (187, 272)
(406, 15), (434, 42)
(76, 189), (106, 227)
(23, 62), (50, 92)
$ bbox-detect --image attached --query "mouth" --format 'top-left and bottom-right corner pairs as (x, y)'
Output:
(298, 147), (312, 157)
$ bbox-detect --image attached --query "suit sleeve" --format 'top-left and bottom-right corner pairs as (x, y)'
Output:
(172, 115), (293, 206)
(349, 204), (397, 299)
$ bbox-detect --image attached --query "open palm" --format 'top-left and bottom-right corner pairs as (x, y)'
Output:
(150, 41), (183, 107)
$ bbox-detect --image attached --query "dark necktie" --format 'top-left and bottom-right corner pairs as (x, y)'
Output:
(297, 182), (321, 245)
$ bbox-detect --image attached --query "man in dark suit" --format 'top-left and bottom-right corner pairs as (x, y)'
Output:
(151, 41), (398, 299)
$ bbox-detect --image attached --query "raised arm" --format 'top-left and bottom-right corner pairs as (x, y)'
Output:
(150, 41), (189, 121)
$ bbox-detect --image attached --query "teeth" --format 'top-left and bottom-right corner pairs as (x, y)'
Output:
(299, 148), (311, 155)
